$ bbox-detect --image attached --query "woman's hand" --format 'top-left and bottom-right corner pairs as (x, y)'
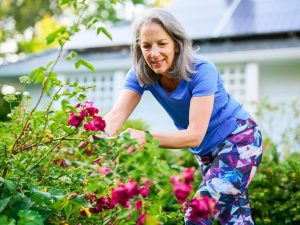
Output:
(122, 128), (147, 154)
(78, 133), (112, 149)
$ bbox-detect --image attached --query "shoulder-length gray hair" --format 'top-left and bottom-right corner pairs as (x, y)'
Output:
(132, 8), (196, 85)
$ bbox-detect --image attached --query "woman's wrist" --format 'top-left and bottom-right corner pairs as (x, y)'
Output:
(104, 131), (112, 137)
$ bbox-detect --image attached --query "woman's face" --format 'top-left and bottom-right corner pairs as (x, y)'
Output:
(139, 22), (177, 77)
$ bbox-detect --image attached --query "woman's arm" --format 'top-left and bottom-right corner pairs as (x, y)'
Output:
(125, 95), (214, 149)
(103, 89), (142, 136)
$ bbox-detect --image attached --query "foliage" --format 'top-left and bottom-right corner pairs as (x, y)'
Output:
(0, 0), (150, 56)
(0, 0), (61, 43)
(249, 138), (300, 224)
(254, 97), (300, 157)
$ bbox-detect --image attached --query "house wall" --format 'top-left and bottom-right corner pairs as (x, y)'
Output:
(258, 61), (300, 147)
(259, 61), (300, 102)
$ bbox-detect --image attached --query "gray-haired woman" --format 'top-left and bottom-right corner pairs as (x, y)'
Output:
(98, 8), (263, 225)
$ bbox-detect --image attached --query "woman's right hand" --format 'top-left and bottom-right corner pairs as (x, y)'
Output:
(78, 133), (111, 149)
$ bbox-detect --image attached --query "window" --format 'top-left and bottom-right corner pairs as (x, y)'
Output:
(218, 63), (259, 114)
(60, 71), (126, 114)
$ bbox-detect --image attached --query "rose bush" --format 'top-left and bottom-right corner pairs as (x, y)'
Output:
(0, 98), (215, 224)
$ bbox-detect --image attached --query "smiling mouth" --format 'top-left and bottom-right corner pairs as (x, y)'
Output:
(152, 59), (165, 67)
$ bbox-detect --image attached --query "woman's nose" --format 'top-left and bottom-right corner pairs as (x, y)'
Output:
(150, 47), (160, 58)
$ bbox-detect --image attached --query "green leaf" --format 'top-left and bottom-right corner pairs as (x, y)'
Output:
(64, 203), (73, 220)
(28, 67), (46, 84)
(96, 27), (112, 40)
(44, 72), (59, 91)
(46, 61), (54, 70)
(61, 100), (72, 111)
(116, 209), (132, 220)
(70, 25), (80, 33)
(0, 197), (12, 213)
(46, 26), (67, 44)
(58, 38), (65, 47)
(145, 214), (159, 225)
(73, 1), (78, 11)
(78, 94), (86, 101)
(52, 197), (68, 211)
(87, 18), (98, 29)
(17, 210), (44, 225)
(75, 59), (95, 72)
(0, 178), (16, 194)
(0, 215), (16, 225)
(66, 51), (77, 61)
(30, 188), (51, 203)
(59, 0), (74, 5)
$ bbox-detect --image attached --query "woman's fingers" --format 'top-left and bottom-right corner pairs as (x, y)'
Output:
(126, 143), (145, 154)
(78, 134), (110, 149)
(121, 128), (146, 154)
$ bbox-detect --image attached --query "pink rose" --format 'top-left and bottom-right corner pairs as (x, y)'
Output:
(98, 167), (111, 175)
(68, 111), (84, 127)
(83, 116), (106, 132)
(139, 187), (150, 198)
(135, 200), (143, 211)
(111, 185), (131, 208)
(170, 176), (192, 203)
(125, 181), (140, 198)
(185, 196), (216, 221)
(181, 167), (195, 184)
(67, 193), (78, 199)
(136, 213), (146, 225)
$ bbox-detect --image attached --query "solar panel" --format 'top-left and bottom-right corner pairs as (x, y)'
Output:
(166, 0), (235, 39)
(220, 0), (300, 37)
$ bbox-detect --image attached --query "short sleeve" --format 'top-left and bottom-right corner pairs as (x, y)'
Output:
(123, 67), (145, 95)
(191, 62), (218, 97)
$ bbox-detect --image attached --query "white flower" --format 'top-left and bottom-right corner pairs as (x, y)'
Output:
(58, 176), (72, 184)
(23, 91), (30, 96)
(19, 76), (31, 84)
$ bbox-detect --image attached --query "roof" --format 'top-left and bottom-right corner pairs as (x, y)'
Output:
(167, 0), (300, 39)
(65, 0), (300, 49)
(0, 49), (132, 77)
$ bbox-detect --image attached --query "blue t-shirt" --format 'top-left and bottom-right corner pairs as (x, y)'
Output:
(123, 56), (249, 155)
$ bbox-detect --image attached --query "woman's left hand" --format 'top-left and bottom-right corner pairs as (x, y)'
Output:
(121, 128), (147, 154)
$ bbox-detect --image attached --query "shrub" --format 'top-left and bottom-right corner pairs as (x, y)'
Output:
(250, 138), (300, 224)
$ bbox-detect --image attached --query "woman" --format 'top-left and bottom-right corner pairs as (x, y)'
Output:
(99, 8), (263, 225)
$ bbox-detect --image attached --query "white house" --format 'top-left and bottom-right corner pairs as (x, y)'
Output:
(1, 0), (300, 142)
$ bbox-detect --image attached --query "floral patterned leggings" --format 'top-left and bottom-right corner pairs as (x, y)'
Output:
(185, 118), (263, 225)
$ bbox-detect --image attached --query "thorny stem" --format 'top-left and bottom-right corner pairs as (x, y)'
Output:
(16, 136), (83, 154)
(27, 139), (64, 173)
(11, 45), (64, 155)
(16, 138), (63, 189)
(11, 2), (87, 155)
(7, 4), (88, 180)
(21, 86), (63, 171)
(35, 86), (63, 146)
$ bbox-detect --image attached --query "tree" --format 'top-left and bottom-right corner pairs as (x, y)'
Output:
(0, 0), (152, 59)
